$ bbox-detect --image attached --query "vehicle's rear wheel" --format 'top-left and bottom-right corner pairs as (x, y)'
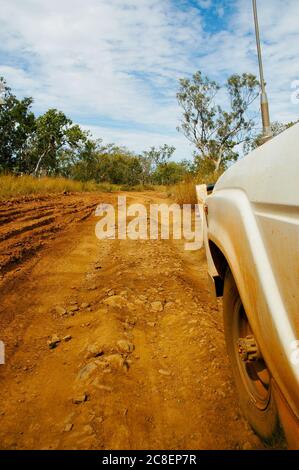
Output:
(223, 268), (281, 443)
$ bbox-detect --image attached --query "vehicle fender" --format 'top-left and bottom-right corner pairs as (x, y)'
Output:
(207, 187), (299, 420)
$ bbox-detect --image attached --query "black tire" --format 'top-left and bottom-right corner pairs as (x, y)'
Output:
(223, 268), (281, 443)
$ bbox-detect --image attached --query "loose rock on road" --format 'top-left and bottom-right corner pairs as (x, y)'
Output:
(0, 192), (263, 450)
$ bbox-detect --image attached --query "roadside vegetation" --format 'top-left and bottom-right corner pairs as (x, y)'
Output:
(0, 73), (295, 201)
(0, 175), (115, 199)
(0, 175), (162, 199)
(0, 77), (190, 190)
(170, 168), (224, 206)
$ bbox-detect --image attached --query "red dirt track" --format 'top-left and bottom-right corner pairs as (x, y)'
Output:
(0, 191), (265, 450)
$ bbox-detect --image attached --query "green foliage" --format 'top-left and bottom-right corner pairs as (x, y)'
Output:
(152, 161), (191, 185)
(177, 71), (259, 173)
(71, 144), (144, 185)
(244, 120), (299, 153)
(0, 76), (213, 190)
(0, 75), (194, 189)
(142, 144), (176, 167)
(0, 78), (36, 172)
(31, 109), (88, 175)
(139, 145), (174, 183)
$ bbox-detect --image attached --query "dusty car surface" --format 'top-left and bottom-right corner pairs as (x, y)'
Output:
(197, 123), (299, 449)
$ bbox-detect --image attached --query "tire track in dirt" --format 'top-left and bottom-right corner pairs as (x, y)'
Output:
(0, 193), (102, 282)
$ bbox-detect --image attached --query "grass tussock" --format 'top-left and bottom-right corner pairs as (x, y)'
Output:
(169, 170), (224, 205)
(169, 179), (198, 205)
(0, 174), (117, 199)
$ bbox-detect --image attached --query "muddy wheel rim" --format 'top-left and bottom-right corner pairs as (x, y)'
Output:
(233, 299), (271, 410)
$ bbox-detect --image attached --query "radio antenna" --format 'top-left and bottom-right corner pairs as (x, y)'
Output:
(252, 0), (272, 142)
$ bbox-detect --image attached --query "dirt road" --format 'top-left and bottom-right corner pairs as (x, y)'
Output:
(0, 191), (264, 450)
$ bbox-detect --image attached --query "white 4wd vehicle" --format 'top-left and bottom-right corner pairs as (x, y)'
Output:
(197, 123), (299, 449)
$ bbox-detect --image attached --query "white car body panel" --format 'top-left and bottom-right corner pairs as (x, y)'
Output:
(198, 123), (299, 422)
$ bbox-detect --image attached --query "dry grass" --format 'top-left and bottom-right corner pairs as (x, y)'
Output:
(169, 179), (198, 205)
(119, 183), (156, 192)
(0, 175), (116, 199)
(170, 171), (224, 205)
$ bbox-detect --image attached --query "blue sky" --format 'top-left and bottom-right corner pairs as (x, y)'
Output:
(0, 0), (299, 160)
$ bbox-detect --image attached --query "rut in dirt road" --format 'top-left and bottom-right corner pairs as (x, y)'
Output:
(0, 193), (100, 282)
(0, 193), (263, 450)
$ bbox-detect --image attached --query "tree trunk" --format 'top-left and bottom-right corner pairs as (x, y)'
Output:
(33, 142), (51, 176)
(33, 153), (44, 176)
(215, 152), (223, 173)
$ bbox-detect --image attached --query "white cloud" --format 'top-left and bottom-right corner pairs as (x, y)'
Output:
(0, 0), (298, 160)
(220, 0), (299, 122)
(0, 0), (206, 158)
